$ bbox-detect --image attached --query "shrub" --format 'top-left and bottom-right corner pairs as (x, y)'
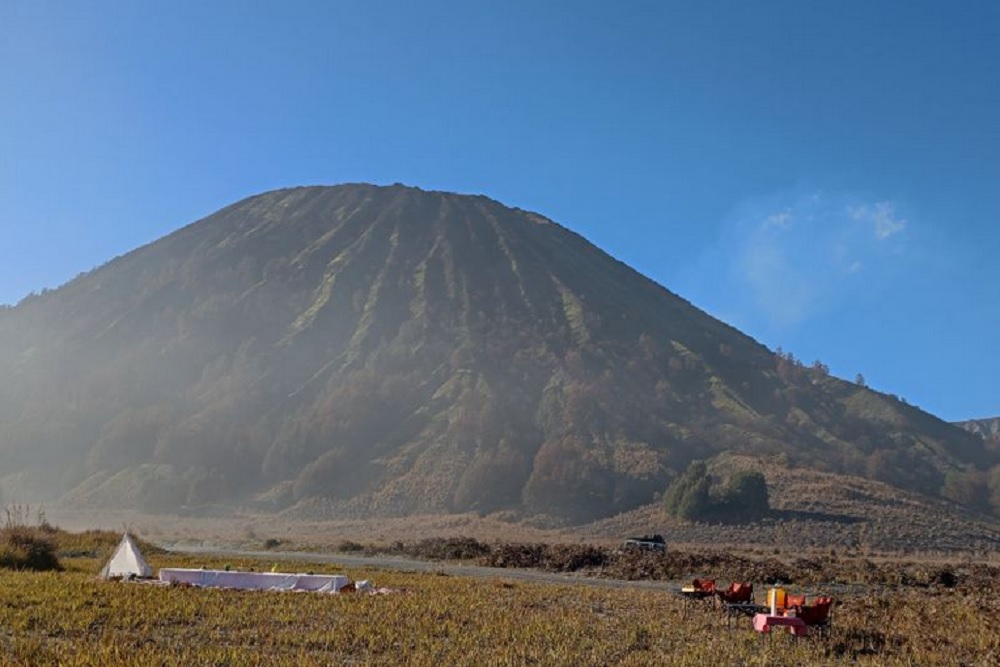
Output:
(718, 470), (770, 522)
(337, 540), (365, 553)
(484, 543), (546, 569)
(0, 505), (62, 571)
(663, 463), (770, 523)
(406, 537), (491, 561)
(542, 544), (609, 572)
(662, 461), (714, 521)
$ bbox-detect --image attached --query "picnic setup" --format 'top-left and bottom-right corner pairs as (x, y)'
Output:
(101, 531), (832, 630)
(678, 578), (834, 637)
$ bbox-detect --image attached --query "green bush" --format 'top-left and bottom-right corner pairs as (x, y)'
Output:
(663, 461), (714, 520)
(717, 470), (770, 522)
(663, 462), (769, 523)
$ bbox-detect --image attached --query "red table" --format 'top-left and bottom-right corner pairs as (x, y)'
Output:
(753, 613), (808, 636)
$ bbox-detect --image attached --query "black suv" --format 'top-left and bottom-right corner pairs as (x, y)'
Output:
(622, 534), (666, 552)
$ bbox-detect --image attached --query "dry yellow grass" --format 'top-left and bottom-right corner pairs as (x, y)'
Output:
(2, 550), (999, 666)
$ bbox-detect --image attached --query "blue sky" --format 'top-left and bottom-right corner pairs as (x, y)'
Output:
(1, 1), (998, 421)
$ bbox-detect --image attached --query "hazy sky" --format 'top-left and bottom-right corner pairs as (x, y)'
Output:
(2, 1), (998, 421)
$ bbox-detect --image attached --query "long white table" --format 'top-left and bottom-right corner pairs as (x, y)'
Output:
(159, 568), (349, 593)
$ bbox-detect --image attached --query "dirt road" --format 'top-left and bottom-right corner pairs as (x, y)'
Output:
(166, 543), (681, 592)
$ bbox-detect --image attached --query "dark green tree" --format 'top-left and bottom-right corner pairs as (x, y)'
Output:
(719, 470), (770, 522)
(665, 463), (770, 523)
(663, 461), (713, 521)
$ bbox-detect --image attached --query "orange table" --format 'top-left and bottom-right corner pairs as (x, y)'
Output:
(753, 613), (808, 636)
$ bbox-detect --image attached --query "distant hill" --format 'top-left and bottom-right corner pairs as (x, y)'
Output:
(956, 417), (1000, 442)
(0, 184), (996, 522)
(583, 455), (1000, 553)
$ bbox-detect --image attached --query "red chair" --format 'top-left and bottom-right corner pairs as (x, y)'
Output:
(679, 578), (717, 608)
(717, 582), (753, 604)
(796, 596), (834, 634)
(692, 578), (716, 593)
(785, 594), (807, 609)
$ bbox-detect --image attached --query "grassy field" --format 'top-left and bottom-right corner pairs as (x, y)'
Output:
(3, 545), (1000, 666)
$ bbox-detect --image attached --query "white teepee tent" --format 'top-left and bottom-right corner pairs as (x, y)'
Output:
(100, 532), (153, 579)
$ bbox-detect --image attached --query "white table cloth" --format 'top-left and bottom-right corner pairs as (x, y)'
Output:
(159, 568), (349, 593)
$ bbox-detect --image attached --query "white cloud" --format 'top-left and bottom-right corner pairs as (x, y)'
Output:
(849, 201), (906, 240)
(763, 210), (793, 229)
(678, 191), (915, 333)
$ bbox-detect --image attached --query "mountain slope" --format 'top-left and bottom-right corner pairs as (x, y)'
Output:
(0, 184), (994, 521)
(957, 417), (1000, 442)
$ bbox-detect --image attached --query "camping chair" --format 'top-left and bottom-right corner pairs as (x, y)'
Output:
(717, 583), (761, 628)
(678, 578), (717, 612)
(692, 578), (716, 593)
(796, 596), (835, 635)
(717, 582), (753, 604)
(785, 594), (807, 610)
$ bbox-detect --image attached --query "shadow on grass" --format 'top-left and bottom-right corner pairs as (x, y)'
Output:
(826, 627), (898, 660)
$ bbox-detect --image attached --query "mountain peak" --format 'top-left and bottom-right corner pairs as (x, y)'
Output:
(0, 186), (994, 522)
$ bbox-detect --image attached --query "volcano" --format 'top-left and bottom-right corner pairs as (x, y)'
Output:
(0, 184), (992, 522)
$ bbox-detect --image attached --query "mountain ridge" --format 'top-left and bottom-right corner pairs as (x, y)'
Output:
(0, 184), (995, 522)
(956, 417), (1000, 446)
